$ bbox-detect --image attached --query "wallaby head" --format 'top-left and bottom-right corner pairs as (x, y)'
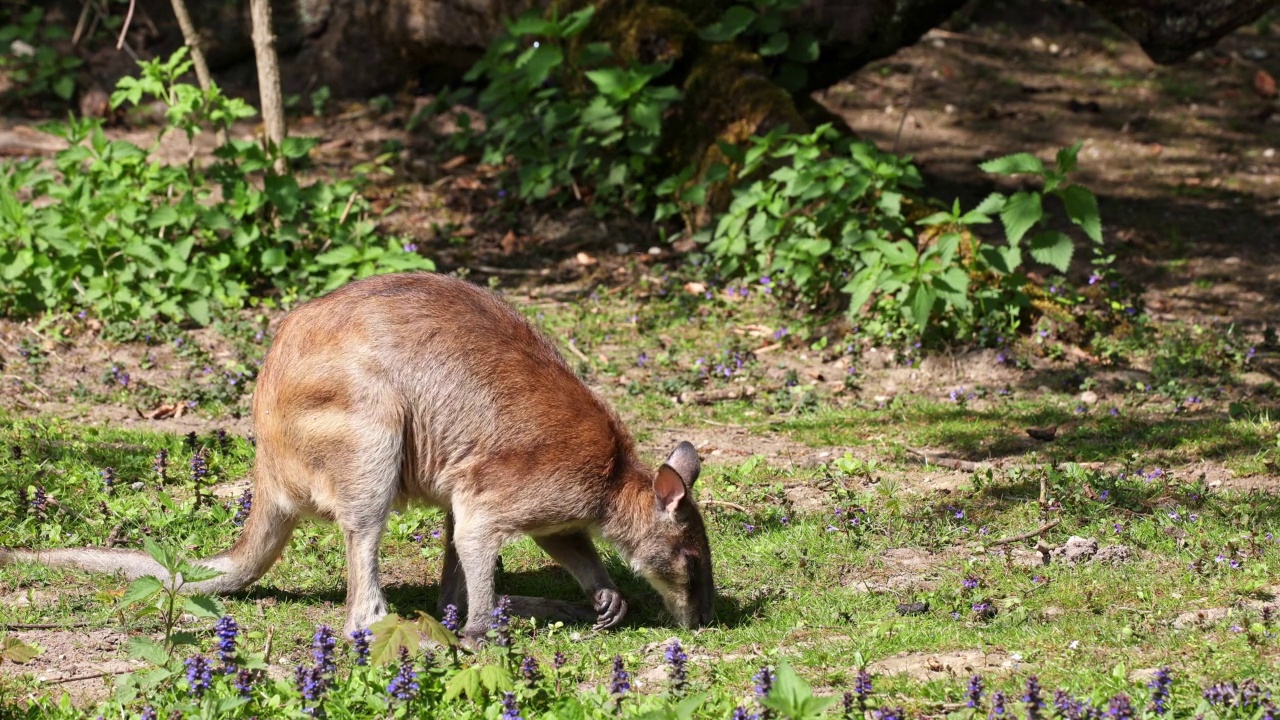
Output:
(622, 441), (715, 629)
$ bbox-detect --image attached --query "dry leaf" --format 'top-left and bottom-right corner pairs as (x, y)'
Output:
(441, 154), (469, 171)
(1254, 69), (1278, 99)
(575, 252), (597, 267)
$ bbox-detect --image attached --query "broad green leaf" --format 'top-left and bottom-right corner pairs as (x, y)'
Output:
(979, 152), (1045, 176)
(261, 246), (287, 270)
(759, 31), (789, 56)
(699, 6), (756, 42)
(1056, 141), (1082, 175)
(414, 611), (458, 648)
(182, 594), (225, 619)
(126, 637), (168, 665)
(280, 136), (318, 160)
(369, 613), (419, 666)
(785, 32), (820, 63)
(147, 206), (179, 228)
(1028, 231), (1074, 273)
(519, 44), (565, 88)
(316, 246), (361, 266)
(674, 693), (708, 720)
(1058, 184), (1102, 243)
(479, 664), (513, 693)
(170, 632), (199, 648)
(999, 191), (1042, 245)
(263, 174), (301, 221)
(1, 635), (39, 664)
(122, 576), (164, 606)
(187, 297), (211, 326)
(978, 245), (1022, 275)
(444, 666), (482, 702)
(906, 283), (938, 330)
(971, 191), (1007, 216)
(841, 262), (883, 315)
(934, 266), (970, 298)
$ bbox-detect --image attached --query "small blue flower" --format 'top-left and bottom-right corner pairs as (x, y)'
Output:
(350, 628), (372, 666)
(387, 647), (419, 702)
(610, 655), (631, 695)
(184, 655), (213, 698)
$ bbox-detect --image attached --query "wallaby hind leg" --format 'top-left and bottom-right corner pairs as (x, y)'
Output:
(330, 420), (403, 636)
(533, 532), (627, 630)
(449, 504), (510, 640)
(437, 512), (465, 617)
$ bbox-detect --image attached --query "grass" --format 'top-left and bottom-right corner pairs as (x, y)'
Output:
(0, 284), (1277, 717)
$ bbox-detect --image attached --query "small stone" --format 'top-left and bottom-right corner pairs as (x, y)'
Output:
(1050, 536), (1098, 564)
(130, 482), (145, 491)
(1264, 148), (1276, 159)
(647, 246), (662, 256)
(1172, 607), (1230, 630)
(1079, 390), (1099, 405)
(896, 601), (930, 616)
(1094, 545), (1132, 564)
(615, 243), (632, 255)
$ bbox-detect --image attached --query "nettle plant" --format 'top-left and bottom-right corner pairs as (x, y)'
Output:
(445, 6), (681, 209)
(0, 48), (432, 326)
(684, 131), (1112, 340)
(698, 0), (821, 92)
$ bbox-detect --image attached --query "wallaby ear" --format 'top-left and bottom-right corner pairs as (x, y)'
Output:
(663, 441), (701, 487)
(654, 465), (687, 514)
(654, 441), (700, 515)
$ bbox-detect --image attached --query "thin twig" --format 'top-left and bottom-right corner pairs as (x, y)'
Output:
(701, 499), (749, 513)
(891, 65), (921, 155)
(564, 341), (590, 364)
(904, 446), (986, 472)
(48, 667), (137, 685)
(72, 1), (93, 46)
(115, 0), (136, 50)
(2, 622), (94, 630)
(3, 376), (51, 399)
(987, 518), (1061, 547)
(474, 265), (552, 277)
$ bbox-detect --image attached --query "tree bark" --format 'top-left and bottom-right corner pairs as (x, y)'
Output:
(249, 0), (287, 174)
(167, 0), (226, 145)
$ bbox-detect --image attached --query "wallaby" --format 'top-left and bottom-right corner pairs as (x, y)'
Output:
(1, 273), (715, 638)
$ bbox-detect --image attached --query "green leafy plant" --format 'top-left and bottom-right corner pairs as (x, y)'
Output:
(121, 538), (225, 662)
(446, 6), (680, 209)
(0, 49), (433, 326)
(0, 6), (82, 104)
(699, 0), (820, 92)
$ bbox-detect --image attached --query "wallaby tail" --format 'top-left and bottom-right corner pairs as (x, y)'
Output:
(0, 485), (298, 595)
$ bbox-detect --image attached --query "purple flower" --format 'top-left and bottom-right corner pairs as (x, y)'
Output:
(665, 640), (688, 694)
(234, 668), (256, 698)
(101, 467), (115, 491)
(441, 604), (460, 633)
(184, 655), (213, 698)
(637, 352), (648, 367)
(552, 651), (567, 669)
(214, 615), (239, 669)
(967, 675), (984, 709)
(991, 690), (1007, 718)
(403, 243), (419, 253)
(190, 449), (209, 483)
(350, 628), (372, 666)
(387, 647), (419, 702)
(743, 523), (756, 534)
(963, 577), (980, 590)
(610, 655), (631, 695)
(233, 488), (252, 526)
(140, 708), (156, 720)
(754, 665), (776, 698)
(520, 654), (541, 684)
(854, 669), (872, 710)
(1107, 694), (1134, 720)
(1024, 675), (1044, 720)
(502, 691), (523, 720)
(491, 595), (512, 647)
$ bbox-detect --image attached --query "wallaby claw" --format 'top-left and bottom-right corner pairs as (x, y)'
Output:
(592, 588), (627, 630)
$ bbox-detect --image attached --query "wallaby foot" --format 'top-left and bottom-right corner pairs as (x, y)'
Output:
(592, 587), (628, 630)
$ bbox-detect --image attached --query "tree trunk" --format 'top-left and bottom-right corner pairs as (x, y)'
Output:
(167, 0), (226, 145)
(249, 0), (287, 173)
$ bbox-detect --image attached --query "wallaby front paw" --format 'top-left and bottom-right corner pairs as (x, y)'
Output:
(592, 588), (627, 630)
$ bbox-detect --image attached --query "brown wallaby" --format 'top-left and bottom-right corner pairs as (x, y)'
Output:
(0, 273), (715, 638)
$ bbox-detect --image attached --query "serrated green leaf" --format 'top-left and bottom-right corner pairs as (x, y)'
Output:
(126, 637), (168, 665)
(999, 191), (1042, 245)
(1028, 231), (1074, 273)
(907, 283), (937, 330)
(187, 298), (211, 326)
(444, 666), (482, 702)
(978, 245), (1022, 275)
(176, 562), (224, 584)
(979, 152), (1045, 176)
(1, 635), (39, 664)
(674, 692), (708, 720)
(414, 611), (458, 648)
(1058, 184), (1102, 243)
(479, 664), (513, 693)
(1056, 141), (1082, 175)
(170, 632), (199, 647)
(122, 576), (164, 606)
(315, 246), (361, 266)
(142, 538), (179, 573)
(369, 613), (418, 666)
(972, 192), (1007, 216)
(182, 594), (224, 619)
(147, 206), (179, 228)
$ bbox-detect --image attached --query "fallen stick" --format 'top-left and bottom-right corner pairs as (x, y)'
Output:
(987, 519), (1061, 547)
(904, 446), (987, 471)
(701, 499), (749, 513)
(1, 622), (94, 630)
(48, 667), (137, 685)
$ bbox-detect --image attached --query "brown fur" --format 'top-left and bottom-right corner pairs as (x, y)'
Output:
(0, 273), (715, 637)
